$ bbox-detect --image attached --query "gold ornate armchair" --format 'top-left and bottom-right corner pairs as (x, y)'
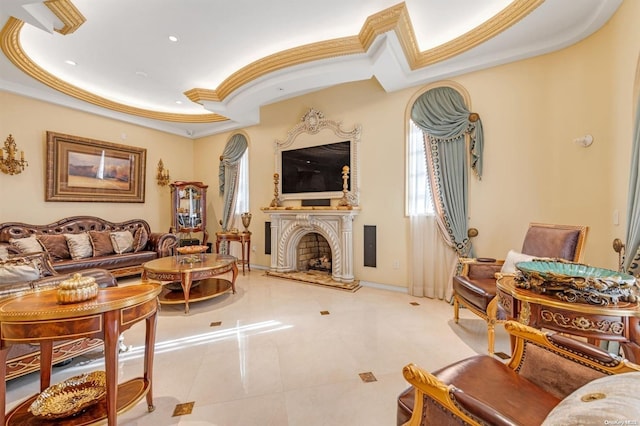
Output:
(397, 321), (640, 426)
(452, 223), (587, 355)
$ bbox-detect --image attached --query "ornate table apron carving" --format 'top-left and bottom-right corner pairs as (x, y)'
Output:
(497, 276), (640, 363)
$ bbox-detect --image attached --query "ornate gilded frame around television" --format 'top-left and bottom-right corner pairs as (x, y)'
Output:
(274, 108), (361, 205)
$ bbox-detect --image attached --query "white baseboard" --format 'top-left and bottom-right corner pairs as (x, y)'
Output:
(359, 280), (408, 293)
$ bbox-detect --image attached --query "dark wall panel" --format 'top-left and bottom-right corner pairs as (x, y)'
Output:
(265, 221), (271, 255)
(364, 225), (376, 267)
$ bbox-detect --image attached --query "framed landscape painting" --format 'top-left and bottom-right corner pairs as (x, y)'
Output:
(46, 131), (146, 202)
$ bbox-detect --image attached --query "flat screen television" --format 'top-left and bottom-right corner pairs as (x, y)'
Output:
(281, 141), (351, 194)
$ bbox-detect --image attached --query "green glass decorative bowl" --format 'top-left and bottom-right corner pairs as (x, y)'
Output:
(516, 260), (636, 288)
(514, 260), (638, 305)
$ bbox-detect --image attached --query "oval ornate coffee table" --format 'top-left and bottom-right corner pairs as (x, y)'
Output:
(142, 254), (238, 313)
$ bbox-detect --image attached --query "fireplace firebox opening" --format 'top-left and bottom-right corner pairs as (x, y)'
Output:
(297, 233), (331, 273)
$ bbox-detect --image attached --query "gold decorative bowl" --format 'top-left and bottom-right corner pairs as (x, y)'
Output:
(57, 273), (99, 304)
(28, 371), (106, 419)
(176, 245), (208, 255)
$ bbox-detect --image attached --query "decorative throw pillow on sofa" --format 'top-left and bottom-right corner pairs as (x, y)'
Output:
(64, 233), (93, 260)
(110, 231), (134, 254)
(0, 252), (52, 287)
(37, 234), (71, 260)
(133, 227), (149, 252)
(9, 235), (44, 254)
(500, 250), (536, 274)
(89, 230), (116, 257)
(0, 264), (40, 285)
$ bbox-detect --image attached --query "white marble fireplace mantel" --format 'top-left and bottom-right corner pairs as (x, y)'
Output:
(262, 207), (360, 283)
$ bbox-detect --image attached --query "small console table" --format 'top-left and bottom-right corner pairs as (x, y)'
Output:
(216, 232), (251, 275)
(496, 276), (640, 363)
(0, 283), (161, 426)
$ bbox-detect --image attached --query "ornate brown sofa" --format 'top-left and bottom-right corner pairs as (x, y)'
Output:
(0, 216), (177, 278)
(0, 252), (118, 380)
(397, 321), (640, 426)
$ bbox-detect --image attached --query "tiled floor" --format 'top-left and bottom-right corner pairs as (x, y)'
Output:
(5, 270), (508, 425)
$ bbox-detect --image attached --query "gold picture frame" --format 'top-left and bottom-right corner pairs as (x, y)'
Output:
(46, 131), (146, 203)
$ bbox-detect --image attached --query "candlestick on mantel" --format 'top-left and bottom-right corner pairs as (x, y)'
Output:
(338, 165), (351, 207)
(270, 173), (282, 207)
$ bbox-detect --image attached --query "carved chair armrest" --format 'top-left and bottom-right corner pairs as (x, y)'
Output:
(401, 364), (482, 426)
(505, 321), (637, 372)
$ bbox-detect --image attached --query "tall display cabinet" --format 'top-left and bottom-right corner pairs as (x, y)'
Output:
(170, 181), (208, 245)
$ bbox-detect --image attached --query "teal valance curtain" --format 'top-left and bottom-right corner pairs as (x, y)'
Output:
(411, 86), (483, 256)
(623, 97), (640, 273)
(219, 133), (248, 232)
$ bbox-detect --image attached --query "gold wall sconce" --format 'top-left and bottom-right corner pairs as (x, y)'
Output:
(156, 159), (170, 186)
(0, 134), (28, 175)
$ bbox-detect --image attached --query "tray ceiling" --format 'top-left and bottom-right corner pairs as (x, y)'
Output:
(0, 0), (622, 138)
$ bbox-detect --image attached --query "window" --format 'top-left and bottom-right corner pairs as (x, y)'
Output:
(235, 149), (249, 214)
(407, 119), (435, 216)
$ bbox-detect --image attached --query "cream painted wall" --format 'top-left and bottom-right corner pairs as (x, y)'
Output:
(194, 0), (640, 288)
(0, 92), (193, 232)
(2, 0), (638, 290)
(459, 0), (639, 270)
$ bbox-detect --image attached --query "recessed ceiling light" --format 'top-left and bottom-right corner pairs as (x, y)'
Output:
(175, 100), (183, 104)
(168, 35), (178, 42)
(64, 60), (77, 66)
(135, 71), (148, 78)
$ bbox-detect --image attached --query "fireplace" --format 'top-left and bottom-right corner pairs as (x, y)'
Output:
(297, 233), (331, 272)
(262, 208), (359, 283)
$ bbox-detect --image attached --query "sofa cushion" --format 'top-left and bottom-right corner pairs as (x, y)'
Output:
(64, 233), (93, 260)
(37, 234), (71, 260)
(52, 250), (158, 274)
(89, 231), (115, 257)
(9, 235), (43, 254)
(110, 231), (134, 254)
(133, 226), (149, 252)
(542, 372), (640, 425)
